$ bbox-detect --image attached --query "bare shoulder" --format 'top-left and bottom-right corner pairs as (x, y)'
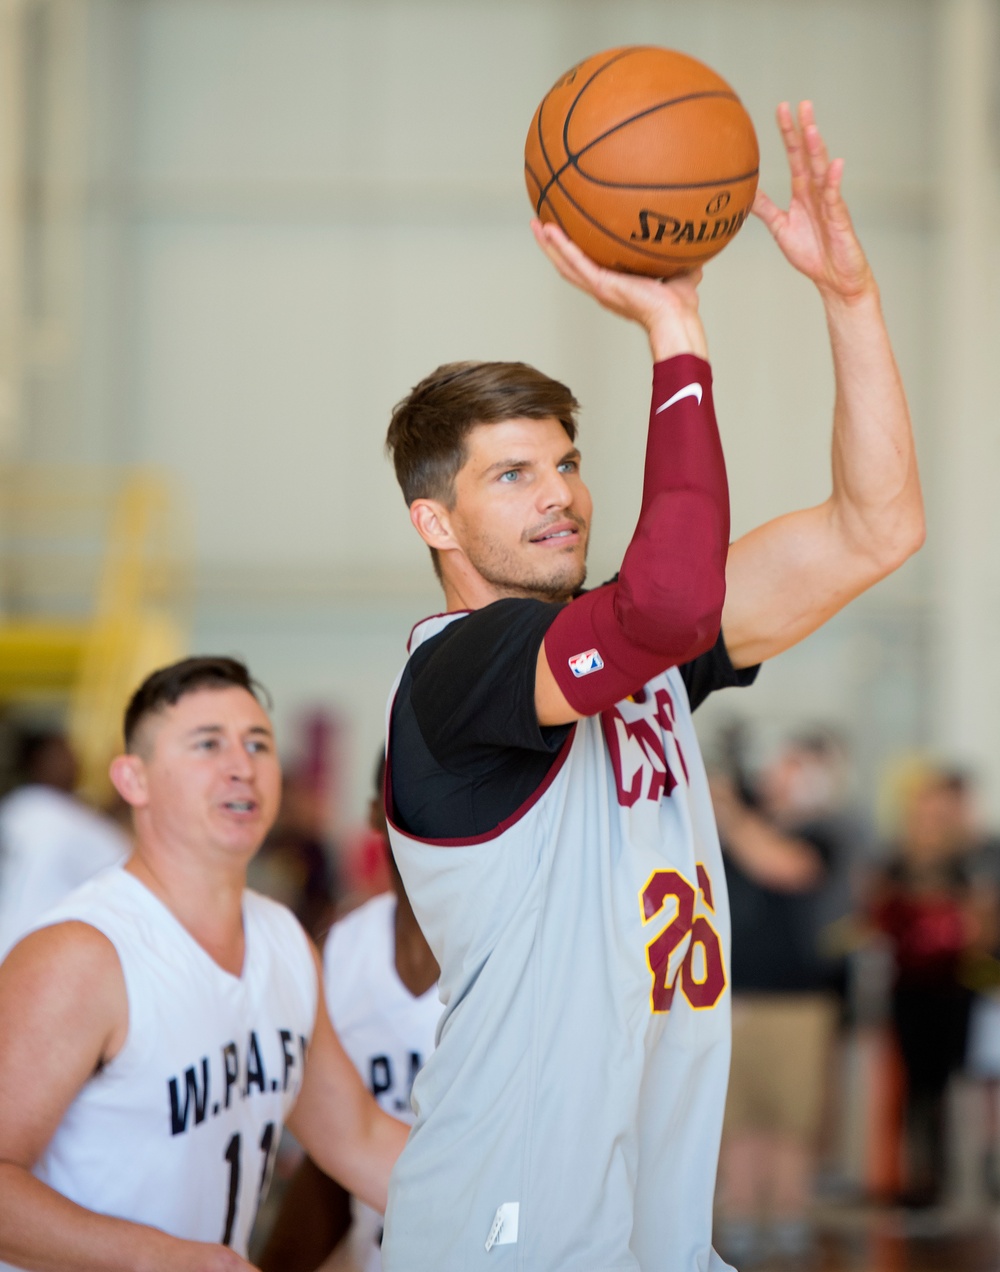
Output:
(0, 920), (128, 1063)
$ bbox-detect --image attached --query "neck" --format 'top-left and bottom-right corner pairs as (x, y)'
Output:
(393, 892), (439, 998)
(439, 567), (571, 613)
(126, 843), (247, 976)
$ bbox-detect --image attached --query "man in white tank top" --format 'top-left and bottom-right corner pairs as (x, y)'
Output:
(0, 657), (408, 1272)
(380, 104), (925, 1270)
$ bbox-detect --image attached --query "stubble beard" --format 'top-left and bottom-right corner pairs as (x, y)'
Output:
(465, 534), (588, 604)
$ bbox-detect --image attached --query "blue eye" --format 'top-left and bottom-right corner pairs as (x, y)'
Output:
(499, 470), (519, 483)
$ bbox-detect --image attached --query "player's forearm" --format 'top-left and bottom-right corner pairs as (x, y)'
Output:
(0, 1164), (251, 1272)
(345, 1107), (410, 1215)
(824, 283), (925, 572)
(294, 1103), (408, 1217)
(543, 354), (729, 714)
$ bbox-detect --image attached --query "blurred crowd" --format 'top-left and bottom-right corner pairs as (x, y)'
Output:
(3, 711), (1000, 1269)
(709, 724), (1000, 1266)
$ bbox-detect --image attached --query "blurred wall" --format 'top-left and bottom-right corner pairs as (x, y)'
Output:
(3, 0), (998, 822)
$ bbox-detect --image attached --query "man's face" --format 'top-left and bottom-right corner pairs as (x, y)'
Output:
(447, 416), (592, 602)
(130, 686), (282, 861)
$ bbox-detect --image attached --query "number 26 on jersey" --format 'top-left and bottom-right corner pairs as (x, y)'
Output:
(639, 864), (726, 1014)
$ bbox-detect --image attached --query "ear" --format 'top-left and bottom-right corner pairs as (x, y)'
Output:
(409, 498), (460, 553)
(109, 754), (149, 809)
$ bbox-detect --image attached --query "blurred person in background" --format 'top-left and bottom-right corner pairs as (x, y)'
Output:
(0, 730), (129, 962)
(0, 657), (407, 1272)
(248, 767), (339, 943)
(712, 729), (859, 1265)
(954, 771), (1000, 1201)
(872, 764), (982, 1208)
(259, 753), (439, 1272)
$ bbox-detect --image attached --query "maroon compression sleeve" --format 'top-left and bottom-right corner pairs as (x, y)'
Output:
(543, 353), (729, 716)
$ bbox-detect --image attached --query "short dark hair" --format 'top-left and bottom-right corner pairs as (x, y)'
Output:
(386, 360), (579, 507)
(386, 361), (580, 580)
(123, 655), (270, 751)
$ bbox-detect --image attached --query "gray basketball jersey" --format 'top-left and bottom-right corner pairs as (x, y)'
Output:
(383, 613), (733, 1272)
(0, 867), (317, 1266)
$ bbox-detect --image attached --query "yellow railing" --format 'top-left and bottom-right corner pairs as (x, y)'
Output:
(0, 465), (191, 800)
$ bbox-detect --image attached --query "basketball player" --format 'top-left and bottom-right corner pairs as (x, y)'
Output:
(0, 657), (407, 1272)
(259, 755), (439, 1272)
(381, 102), (925, 1271)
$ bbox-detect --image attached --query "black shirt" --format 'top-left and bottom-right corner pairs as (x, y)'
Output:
(390, 597), (757, 840)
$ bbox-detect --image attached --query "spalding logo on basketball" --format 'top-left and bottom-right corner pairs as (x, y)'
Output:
(525, 46), (759, 277)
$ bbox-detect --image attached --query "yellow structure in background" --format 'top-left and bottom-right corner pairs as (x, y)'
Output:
(0, 465), (190, 802)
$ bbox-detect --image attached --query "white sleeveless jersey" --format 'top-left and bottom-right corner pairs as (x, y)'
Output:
(383, 614), (733, 1272)
(324, 892), (440, 1272)
(0, 867), (317, 1268)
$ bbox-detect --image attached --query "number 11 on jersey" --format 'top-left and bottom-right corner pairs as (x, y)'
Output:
(221, 1121), (277, 1246)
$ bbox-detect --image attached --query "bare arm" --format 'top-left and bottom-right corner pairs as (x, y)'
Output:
(286, 946), (408, 1215)
(723, 102), (924, 669)
(710, 775), (824, 892)
(0, 925), (257, 1272)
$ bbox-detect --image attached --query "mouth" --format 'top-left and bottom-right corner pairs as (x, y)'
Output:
(529, 520), (583, 547)
(222, 799), (258, 816)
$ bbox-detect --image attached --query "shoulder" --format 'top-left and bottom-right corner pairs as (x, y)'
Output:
(325, 892), (393, 950)
(0, 919), (128, 1059)
(323, 894), (394, 991)
(409, 598), (562, 673)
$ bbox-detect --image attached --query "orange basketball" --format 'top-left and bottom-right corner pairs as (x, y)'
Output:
(525, 46), (759, 277)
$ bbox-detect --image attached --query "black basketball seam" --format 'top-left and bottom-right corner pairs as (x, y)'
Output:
(533, 47), (627, 216)
(525, 158), (570, 235)
(568, 166), (760, 192)
(532, 106), (559, 217)
(542, 174), (749, 266)
(564, 91), (747, 184)
(539, 89), (753, 208)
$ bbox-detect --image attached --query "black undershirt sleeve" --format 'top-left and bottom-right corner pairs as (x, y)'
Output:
(679, 632), (760, 711)
(410, 598), (569, 758)
(390, 600), (759, 840)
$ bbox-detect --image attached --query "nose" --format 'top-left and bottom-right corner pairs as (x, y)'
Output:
(537, 465), (573, 512)
(227, 743), (255, 783)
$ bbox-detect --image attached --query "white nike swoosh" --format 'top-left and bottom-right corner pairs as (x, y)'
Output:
(655, 382), (703, 414)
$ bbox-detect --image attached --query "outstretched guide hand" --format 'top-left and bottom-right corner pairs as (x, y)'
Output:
(753, 101), (874, 304)
(530, 218), (709, 363)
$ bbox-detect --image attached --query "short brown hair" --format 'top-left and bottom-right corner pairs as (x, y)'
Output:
(123, 655), (270, 751)
(386, 361), (580, 508)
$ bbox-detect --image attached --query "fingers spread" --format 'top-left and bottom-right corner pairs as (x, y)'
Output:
(751, 187), (784, 233)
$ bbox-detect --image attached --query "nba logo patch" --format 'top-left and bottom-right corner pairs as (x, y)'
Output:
(568, 648), (604, 678)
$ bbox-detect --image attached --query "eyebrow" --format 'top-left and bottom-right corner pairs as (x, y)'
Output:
(482, 448), (581, 479)
(184, 724), (274, 739)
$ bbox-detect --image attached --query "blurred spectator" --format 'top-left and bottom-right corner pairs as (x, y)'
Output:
(248, 768), (339, 941)
(713, 729), (859, 1264)
(890, 766), (1000, 1204)
(871, 764), (982, 1208)
(258, 753), (438, 1272)
(0, 730), (130, 962)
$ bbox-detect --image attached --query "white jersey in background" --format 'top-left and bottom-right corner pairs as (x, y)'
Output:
(0, 785), (128, 961)
(324, 891), (440, 1272)
(0, 867), (317, 1270)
